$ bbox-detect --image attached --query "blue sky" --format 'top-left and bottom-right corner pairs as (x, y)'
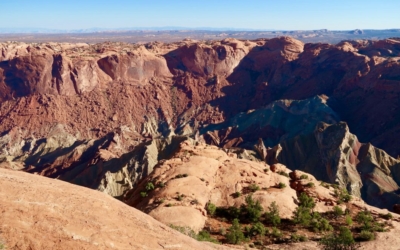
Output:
(1, 0), (399, 30)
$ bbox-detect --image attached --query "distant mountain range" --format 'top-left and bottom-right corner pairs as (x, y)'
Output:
(0, 27), (278, 33)
(0, 27), (398, 34)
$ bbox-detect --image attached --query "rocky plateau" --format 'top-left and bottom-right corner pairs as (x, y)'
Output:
(1, 36), (400, 249)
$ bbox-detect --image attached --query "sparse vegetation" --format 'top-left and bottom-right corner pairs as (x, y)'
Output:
(381, 212), (393, 220)
(356, 210), (374, 230)
(169, 224), (197, 238)
(265, 201), (281, 226)
(358, 230), (374, 241)
(270, 227), (282, 238)
(278, 171), (289, 177)
(310, 217), (333, 232)
(169, 225), (220, 244)
(243, 195), (263, 222)
(176, 194), (185, 201)
(249, 183), (260, 192)
(278, 182), (286, 189)
(320, 181), (330, 188)
(335, 188), (352, 204)
(145, 182), (155, 191)
(249, 222), (267, 236)
(140, 191), (148, 198)
(175, 174), (188, 179)
(206, 203), (217, 216)
(290, 233), (307, 242)
(333, 205), (344, 217)
(198, 173), (387, 247)
(197, 230), (220, 244)
(346, 215), (353, 226)
(233, 191), (241, 198)
(320, 226), (360, 250)
(293, 192), (315, 226)
(226, 219), (245, 244)
(306, 182), (315, 188)
(300, 174), (309, 180)
(294, 206), (313, 226)
(298, 192), (316, 209)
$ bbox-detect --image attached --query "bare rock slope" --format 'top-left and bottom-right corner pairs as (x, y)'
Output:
(0, 167), (229, 250)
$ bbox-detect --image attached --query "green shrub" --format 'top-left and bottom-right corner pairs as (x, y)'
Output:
(145, 182), (155, 191)
(170, 225), (220, 244)
(207, 203), (217, 216)
(306, 182), (315, 188)
(290, 233), (307, 242)
(293, 206), (313, 226)
(320, 181), (330, 188)
(233, 191), (241, 198)
(249, 222), (267, 236)
(346, 215), (353, 226)
(356, 211), (373, 230)
(300, 174), (308, 180)
(176, 194), (185, 201)
(278, 171), (289, 177)
(265, 201), (281, 226)
(244, 195), (263, 222)
(226, 219), (245, 244)
(371, 222), (386, 232)
(263, 168), (269, 173)
(140, 191), (148, 198)
(249, 183), (260, 192)
(333, 206), (344, 217)
(381, 213), (393, 220)
(293, 193), (316, 226)
(331, 184), (340, 189)
(169, 224), (197, 238)
(358, 230), (374, 241)
(278, 182), (286, 189)
(311, 217), (333, 232)
(228, 206), (241, 219)
(157, 181), (166, 188)
(298, 192), (316, 209)
(335, 189), (352, 203)
(197, 230), (220, 244)
(271, 227), (282, 238)
(319, 226), (360, 250)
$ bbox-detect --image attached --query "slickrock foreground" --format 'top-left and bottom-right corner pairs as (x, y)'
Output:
(0, 168), (229, 250)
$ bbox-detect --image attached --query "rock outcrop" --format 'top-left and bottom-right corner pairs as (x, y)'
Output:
(124, 140), (358, 232)
(0, 168), (228, 250)
(200, 96), (339, 148)
(273, 122), (400, 209)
